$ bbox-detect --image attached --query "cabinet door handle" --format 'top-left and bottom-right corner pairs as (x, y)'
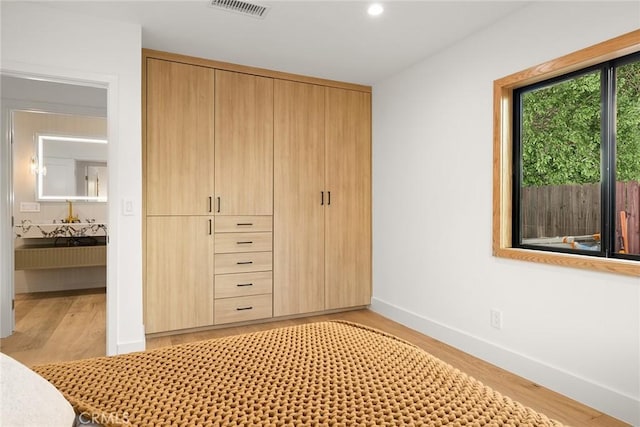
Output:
(208, 196), (212, 213)
(328, 191), (331, 205)
(236, 306), (253, 311)
(321, 191), (324, 205)
(237, 223), (253, 226)
(236, 261), (253, 265)
(217, 197), (221, 213)
(236, 283), (253, 287)
(237, 241), (253, 245)
(208, 219), (212, 235)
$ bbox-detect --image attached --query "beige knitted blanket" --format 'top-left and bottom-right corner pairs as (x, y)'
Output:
(33, 321), (564, 426)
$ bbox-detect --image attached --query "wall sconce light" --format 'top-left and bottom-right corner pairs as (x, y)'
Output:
(30, 157), (47, 176)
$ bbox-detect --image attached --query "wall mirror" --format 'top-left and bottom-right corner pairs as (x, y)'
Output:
(37, 134), (108, 201)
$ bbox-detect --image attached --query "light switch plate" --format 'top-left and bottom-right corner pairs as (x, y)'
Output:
(122, 198), (134, 216)
(20, 202), (40, 212)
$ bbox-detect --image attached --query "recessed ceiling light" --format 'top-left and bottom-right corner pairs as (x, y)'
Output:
(367, 3), (384, 16)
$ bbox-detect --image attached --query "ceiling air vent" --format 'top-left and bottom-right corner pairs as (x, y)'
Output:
(209, 0), (270, 19)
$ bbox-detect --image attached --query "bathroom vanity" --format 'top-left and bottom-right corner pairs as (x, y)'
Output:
(14, 221), (107, 270)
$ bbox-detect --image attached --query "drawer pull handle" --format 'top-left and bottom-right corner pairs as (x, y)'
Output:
(208, 196), (213, 213)
(236, 306), (253, 311)
(208, 219), (212, 235)
(217, 197), (221, 213)
(237, 241), (253, 245)
(321, 191), (324, 205)
(237, 261), (253, 265)
(328, 191), (331, 206)
(237, 223), (253, 226)
(237, 283), (253, 287)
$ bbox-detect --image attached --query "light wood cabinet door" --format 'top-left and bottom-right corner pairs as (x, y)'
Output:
(273, 80), (326, 316)
(215, 70), (273, 215)
(324, 88), (372, 310)
(146, 59), (215, 215)
(145, 216), (214, 333)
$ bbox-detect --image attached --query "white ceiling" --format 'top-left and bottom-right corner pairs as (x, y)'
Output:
(37, 1), (529, 85)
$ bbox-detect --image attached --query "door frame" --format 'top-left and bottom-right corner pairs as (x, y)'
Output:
(0, 62), (119, 355)
(0, 92), (15, 337)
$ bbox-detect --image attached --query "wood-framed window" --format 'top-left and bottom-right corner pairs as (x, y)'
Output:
(493, 29), (640, 276)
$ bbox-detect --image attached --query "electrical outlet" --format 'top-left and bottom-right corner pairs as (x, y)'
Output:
(20, 202), (40, 212)
(490, 309), (503, 329)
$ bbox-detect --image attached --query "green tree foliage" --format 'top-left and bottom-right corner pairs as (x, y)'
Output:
(616, 60), (640, 181)
(521, 61), (640, 186)
(521, 71), (601, 186)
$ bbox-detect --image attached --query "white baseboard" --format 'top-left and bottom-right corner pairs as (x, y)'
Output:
(114, 323), (145, 355)
(370, 297), (640, 426)
(116, 339), (145, 355)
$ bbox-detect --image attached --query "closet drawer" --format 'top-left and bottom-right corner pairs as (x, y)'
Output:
(214, 294), (273, 324)
(215, 232), (272, 253)
(215, 271), (272, 299)
(214, 251), (272, 275)
(215, 216), (272, 233)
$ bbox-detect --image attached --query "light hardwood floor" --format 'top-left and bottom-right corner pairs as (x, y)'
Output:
(0, 289), (106, 366)
(1, 291), (629, 427)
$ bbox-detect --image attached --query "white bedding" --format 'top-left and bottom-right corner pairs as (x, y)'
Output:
(0, 353), (75, 427)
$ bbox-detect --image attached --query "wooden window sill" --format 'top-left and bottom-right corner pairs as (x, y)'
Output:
(494, 247), (640, 277)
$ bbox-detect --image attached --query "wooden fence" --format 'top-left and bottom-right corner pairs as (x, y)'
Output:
(521, 181), (639, 254)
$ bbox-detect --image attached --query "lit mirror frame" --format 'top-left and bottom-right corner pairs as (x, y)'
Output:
(36, 134), (108, 202)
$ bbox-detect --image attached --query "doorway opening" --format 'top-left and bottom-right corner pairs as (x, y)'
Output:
(0, 75), (108, 365)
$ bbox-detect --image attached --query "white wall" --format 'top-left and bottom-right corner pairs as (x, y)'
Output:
(372, 2), (640, 424)
(1, 2), (143, 354)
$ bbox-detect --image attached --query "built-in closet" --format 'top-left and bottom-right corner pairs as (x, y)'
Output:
(143, 50), (371, 334)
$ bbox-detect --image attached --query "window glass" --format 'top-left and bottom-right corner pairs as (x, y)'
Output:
(615, 60), (640, 256)
(518, 71), (602, 252)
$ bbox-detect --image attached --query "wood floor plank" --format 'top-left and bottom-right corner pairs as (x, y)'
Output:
(1, 297), (74, 353)
(43, 294), (105, 363)
(0, 290), (106, 365)
(13, 297), (39, 324)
